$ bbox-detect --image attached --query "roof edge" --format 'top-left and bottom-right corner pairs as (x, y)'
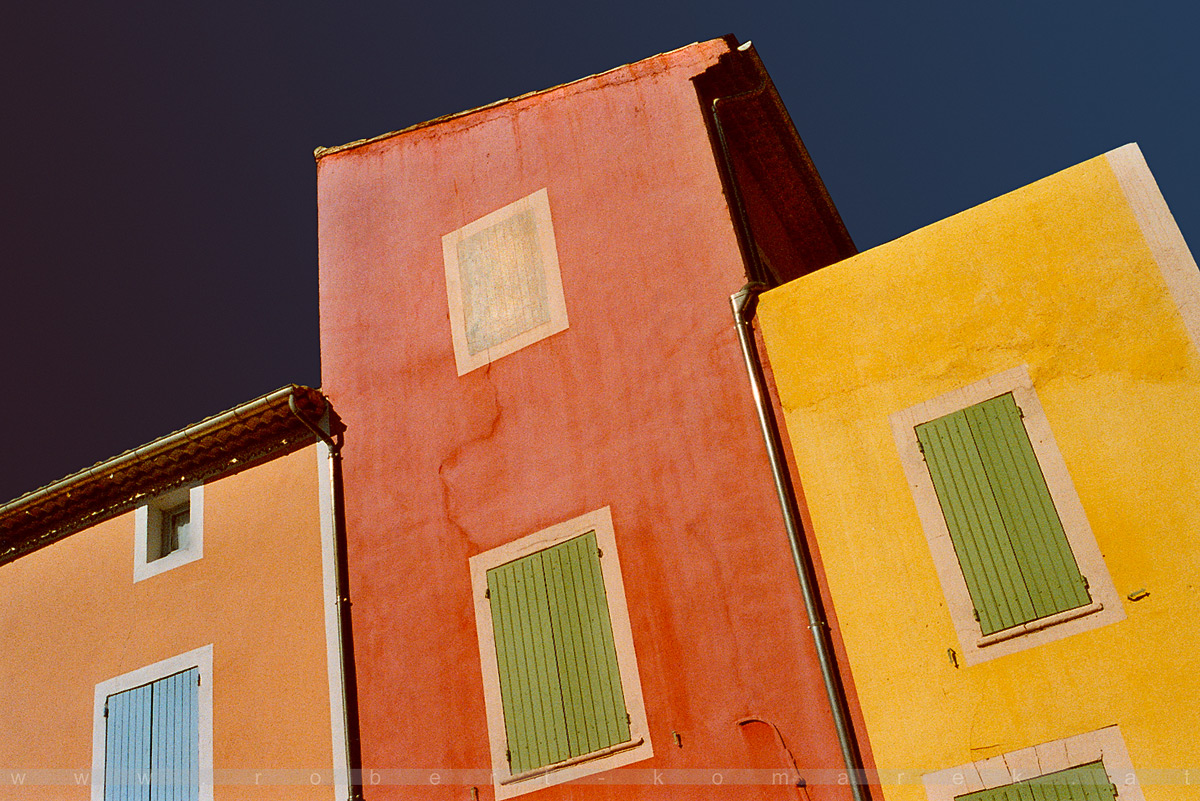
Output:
(313, 37), (736, 160)
(1, 383), (328, 527)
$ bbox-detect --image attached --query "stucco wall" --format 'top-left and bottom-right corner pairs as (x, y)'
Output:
(317, 39), (866, 800)
(0, 445), (336, 799)
(758, 145), (1200, 800)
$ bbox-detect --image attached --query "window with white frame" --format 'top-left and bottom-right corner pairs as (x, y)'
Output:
(469, 507), (652, 798)
(134, 485), (204, 582)
(890, 365), (1124, 664)
(92, 644), (213, 801)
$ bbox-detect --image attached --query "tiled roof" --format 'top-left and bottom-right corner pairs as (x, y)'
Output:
(0, 385), (339, 565)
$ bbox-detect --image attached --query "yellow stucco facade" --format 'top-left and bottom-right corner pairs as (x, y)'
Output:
(0, 444), (341, 799)
(758, 145), (1200, 800)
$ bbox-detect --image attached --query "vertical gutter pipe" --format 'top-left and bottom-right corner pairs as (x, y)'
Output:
(710, 62), (870, 800)
(730, 286), (867, 800)
(289, 395), (366, 801)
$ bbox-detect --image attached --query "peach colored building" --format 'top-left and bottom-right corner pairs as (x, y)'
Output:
(0, 386), (355, 801)
(316, 37), (872, 801)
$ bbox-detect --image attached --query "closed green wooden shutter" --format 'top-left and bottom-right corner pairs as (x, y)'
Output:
(487, 531), (631, 775)
(916, 393), (1091, 635)
(957, 760), (1116, 800)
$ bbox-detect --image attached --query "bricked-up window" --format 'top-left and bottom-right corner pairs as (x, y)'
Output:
(443, 188), (569, 376)
(459, 207), (552, 355)
(890, 365), (1124, 665)
(470, 508), (652, 798)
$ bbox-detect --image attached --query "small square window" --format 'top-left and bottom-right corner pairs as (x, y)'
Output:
(134, 485), (204, 582)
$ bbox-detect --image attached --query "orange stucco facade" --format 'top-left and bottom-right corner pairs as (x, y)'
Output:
(0, 444), (340, 799)
(317, 39), (868, 800)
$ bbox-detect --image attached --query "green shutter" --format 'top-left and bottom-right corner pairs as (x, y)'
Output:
(957, 760), (1116, 800)
(487, 531), (631, 775)
(916, 393), (1091, 635)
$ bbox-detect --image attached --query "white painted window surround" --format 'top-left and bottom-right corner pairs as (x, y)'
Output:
(442, 188), (569, 376)
(469, 507), (652, 799)
(890, 365), (1124, 665)
(134, 484), (204, 582)
(91, 644), (214, 801)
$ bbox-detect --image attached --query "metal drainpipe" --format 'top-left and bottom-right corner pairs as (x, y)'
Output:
(289, 396), (366, 801)
(730, 286), (867, 800)
(711, 65), (869, 800)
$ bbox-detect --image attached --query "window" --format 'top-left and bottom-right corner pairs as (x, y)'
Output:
(469, 507), (651, 798)
(134, 485), (204, 582)
(958, 762), (1114, 800)
(922, 726), (1144, 801)
(92, 645), (213, 801)
(443, 188), (569, 376)
(915, 392), (1091, 636)
(891, 366), (1123, 664)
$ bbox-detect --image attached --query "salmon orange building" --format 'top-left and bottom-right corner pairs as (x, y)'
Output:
(315, 36), (873, 801)
(0, 385), (354, 800)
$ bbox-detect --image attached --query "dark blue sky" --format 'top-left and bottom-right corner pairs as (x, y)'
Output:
(3, 2), (1197, 500)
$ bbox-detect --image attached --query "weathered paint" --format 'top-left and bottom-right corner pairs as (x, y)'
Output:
(758, 144), (1200, 799)
(318, 39), (870, 799)
(0, 445), (337, 799)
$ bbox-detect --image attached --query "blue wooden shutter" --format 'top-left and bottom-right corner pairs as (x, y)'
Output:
(105, 684), (153, 801)
(104, 669), (199, 801)
(916, 393), (1091, 635)
(956, 760), (1116, 800)
(150, 668), (199, 801)
(487, 531), (630, 775)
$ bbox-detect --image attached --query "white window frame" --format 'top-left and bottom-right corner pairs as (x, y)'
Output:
(134, 484), (204, 582)
(890, 365), (1124, 665)
(922, 725), (1144, 801)
(469, 507), (652, 798)
(91, 644), (214, 801)
(442, 187), (569, 376)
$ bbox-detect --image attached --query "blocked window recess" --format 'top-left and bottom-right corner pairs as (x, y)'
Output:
(443, 188), (569, 375)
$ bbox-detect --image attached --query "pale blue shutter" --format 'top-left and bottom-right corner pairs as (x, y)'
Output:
(105, 684), (153, 801)
(104, 668), (199, 801)
(150, 668), (199, 801)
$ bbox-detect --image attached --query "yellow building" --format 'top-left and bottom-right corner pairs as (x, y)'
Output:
(0, 386), (355, 800)
(757, 144), (1200, 800)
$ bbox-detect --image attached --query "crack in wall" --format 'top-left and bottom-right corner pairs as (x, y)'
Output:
(437, 361), (503, 547)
